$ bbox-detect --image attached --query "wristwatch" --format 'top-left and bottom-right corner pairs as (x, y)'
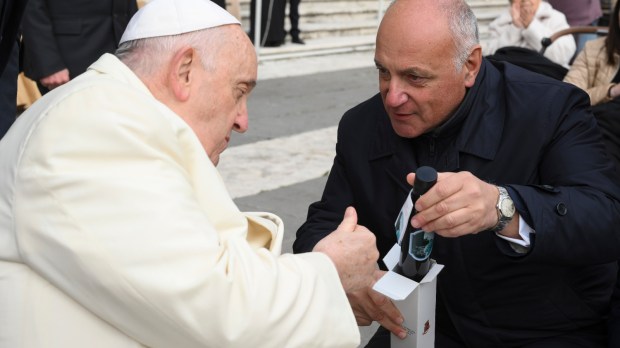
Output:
(490, 186), (515, 233)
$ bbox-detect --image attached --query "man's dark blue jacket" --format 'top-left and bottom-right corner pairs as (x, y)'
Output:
(294, 59), (620, 347)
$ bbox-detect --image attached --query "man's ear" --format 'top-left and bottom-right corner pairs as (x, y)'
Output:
(463, 44), (482, 88)
(168, 46), (197, 102)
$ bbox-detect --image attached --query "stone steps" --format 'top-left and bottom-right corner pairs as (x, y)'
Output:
(257, 34), (375, 61)
(228, 0), (508, 61)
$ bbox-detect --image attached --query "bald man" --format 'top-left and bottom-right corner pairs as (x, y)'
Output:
(0, 0), (379, 346)
(294, 0), (620, 347)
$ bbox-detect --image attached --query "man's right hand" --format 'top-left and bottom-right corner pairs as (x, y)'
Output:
(312, 206), (379, 293)
(40, 69), (70, 90)
(348, 270), (407, 339)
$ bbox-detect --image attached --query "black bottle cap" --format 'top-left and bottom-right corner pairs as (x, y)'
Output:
(413, 166), (437, 196)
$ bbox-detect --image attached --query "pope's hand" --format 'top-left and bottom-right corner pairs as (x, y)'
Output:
(313, 207), (379, 292)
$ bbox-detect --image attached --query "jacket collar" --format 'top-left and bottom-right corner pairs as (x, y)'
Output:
(453, 58), (504, 162)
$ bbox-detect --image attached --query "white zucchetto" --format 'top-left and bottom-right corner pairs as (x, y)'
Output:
(119, 0), (240, 45)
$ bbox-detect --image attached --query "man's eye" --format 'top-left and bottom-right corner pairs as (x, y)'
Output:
(408, 74), (425, 83)
(376, 67), (391, 79)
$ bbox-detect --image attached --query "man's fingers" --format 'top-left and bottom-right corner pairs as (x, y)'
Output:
(369, 289), (403, 324)
(370, 294), (407, 339)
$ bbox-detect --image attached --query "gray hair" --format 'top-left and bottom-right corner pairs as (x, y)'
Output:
(384, 0), (479, 71)
(439, 0), (480, 70)
(115, 28), (227, 77)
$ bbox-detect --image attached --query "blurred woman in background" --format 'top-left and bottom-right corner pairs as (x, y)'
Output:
(564, 0), (620, 176)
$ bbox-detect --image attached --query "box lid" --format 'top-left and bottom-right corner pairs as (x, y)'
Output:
(373, 243), (444, 300)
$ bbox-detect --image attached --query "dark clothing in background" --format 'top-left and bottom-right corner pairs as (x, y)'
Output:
(486, 46), (568, 80)
(0, 0), (28, 139)
(288, 0), (300, 38)
(212, 0), (226, 9)
(592, 98), (620, 176)
(294, 59), (620, 347)
(590, 65), (620, 177)
(22, 0), (137, 94)
(610, 263), (620, 348)
(249, 0), (285, 46)
(0, 41), (20, 139)
(0, 0), (27, 73)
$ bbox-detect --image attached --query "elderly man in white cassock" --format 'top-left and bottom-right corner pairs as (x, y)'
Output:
(0, 0), (380, 347)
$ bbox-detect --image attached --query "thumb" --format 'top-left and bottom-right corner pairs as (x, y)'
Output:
(337, 206), (358, 232)
(406, 173), (415, 186)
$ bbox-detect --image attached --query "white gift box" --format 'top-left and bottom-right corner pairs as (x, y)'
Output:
(372, 243), (444, 348)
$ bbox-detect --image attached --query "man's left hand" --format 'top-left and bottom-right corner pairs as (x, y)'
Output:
(407, 171), (499, 238)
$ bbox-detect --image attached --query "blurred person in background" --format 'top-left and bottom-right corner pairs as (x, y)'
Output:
(547, 0), (602, 52)
(564, 0), (620, 175)
(21, 0), (137, 94)
(250, 0), (286, 47)
(288, 0), (304, 44)
(483, 0), (576, 67)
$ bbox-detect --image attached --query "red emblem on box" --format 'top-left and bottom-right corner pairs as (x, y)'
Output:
(423, 320), (430, 335)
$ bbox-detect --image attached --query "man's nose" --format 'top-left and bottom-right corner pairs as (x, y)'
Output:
(384, 80), (408, 107)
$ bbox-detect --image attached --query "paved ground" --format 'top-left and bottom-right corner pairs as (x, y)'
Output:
(218, 50), (382, 346)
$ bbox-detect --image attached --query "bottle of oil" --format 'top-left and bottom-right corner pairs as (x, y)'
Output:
(398, 166), (437, 282)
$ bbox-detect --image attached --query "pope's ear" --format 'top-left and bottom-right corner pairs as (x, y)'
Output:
(168, 46), (196, 102)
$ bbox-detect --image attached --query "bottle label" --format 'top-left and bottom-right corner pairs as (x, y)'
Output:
(394, 189), (415, 245)
(409, 229), (434, 261)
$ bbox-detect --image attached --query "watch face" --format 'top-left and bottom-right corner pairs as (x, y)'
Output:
(500, 198), (515, 217)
